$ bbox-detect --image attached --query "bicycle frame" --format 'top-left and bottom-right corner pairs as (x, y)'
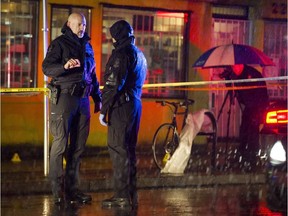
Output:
(152, 99), (194, 169)
(156, 99), (194, 129)
(152, 99), (218, 172)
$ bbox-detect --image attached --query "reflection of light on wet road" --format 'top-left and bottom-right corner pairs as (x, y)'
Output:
(42, 195), (50, 216)
(258, 203), (284, 216)
(1, 185), (286, 215)
(162, 188), (193, 214)
(152, 185), (275, 216)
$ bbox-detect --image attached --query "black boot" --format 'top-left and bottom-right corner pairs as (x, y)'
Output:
(66, 190), (92, 204)
(53, 192), (64, 205)
(102, 197), (131, 208)
(51, 179), (64, 205)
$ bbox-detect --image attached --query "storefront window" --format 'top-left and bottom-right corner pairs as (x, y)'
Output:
(263, 21), (287, 99)
(1, 0), (38, 88)
(102, 7), (187, 98)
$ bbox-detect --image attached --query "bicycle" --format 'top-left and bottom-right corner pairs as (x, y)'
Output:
(152, 99), (217, 171)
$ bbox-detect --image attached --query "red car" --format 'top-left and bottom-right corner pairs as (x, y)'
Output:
(261, 100), (287, 213)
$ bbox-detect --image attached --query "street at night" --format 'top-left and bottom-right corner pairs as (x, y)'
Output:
(1, 185), (285, 216)
(1, 0), (287, 216)
(1, 149), (286, 216)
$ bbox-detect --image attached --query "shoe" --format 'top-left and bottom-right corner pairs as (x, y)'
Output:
(52, 191), (64, 205)
(51, 179), (64, 205)
(53, 193), (64, 205)
(67, 191), (92, 204)
(102, 197), (131, 208)
(53, 195), (64, 205)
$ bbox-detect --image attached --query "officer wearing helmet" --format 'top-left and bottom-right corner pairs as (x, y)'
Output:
(99, 20), (147, 208)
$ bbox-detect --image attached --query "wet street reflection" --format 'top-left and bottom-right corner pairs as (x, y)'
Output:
(1, 184), (285, 216)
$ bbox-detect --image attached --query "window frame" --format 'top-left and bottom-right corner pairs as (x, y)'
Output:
(1, 0), (39, 88)
(210, 5), (250, 138)
(263, 20), (287, 99)
(101, 4), (190, 99)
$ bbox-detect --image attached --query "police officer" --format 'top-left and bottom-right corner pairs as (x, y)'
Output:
(42, 13), (101, 204)
(99, 20), (147, 208)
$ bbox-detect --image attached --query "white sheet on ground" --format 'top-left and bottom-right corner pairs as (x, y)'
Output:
(161, 109), (212, 174)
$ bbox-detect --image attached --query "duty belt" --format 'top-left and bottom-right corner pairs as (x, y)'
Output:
(60, 88), (72, 94)
(60, 83), (92, 98)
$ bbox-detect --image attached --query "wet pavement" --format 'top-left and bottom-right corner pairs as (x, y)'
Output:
(1, 185), (285, 216)
(1, 143), (286, 215)
(2, 143), (268, 195)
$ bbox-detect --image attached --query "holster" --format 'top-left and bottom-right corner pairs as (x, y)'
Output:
(47, 83), (60, 105)
(70, 82), (86, 97)
(118, 92), (130, 105)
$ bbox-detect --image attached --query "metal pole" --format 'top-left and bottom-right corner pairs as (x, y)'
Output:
(42, 0), (49, 176)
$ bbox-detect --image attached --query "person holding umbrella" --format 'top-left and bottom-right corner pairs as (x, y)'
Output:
(193, 43), (273, 171)
(226, 64), (269, 171)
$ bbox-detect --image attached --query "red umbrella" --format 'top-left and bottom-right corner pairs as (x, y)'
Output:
(193, 43), (275, 68)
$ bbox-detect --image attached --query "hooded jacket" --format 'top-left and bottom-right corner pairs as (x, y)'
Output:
(231, 65), (269, 109)
(42, 22), (101, 102)
(101, 20), (147, 116)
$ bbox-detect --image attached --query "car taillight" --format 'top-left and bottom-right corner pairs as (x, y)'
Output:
(266, 110), (288, 124)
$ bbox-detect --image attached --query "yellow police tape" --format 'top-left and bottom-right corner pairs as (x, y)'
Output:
(0, 76), (287, 93)
(0, 88), (49, 93)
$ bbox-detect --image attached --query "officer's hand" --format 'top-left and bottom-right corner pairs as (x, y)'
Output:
(99, 113), (107, 126)
(64, 58), (81, 69)
(94, 102), (102, 113)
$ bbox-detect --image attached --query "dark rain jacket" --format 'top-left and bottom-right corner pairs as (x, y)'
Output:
(231, 65), (269, 109)
(42, 22), (101, 103)
(100, 21), (147, 116)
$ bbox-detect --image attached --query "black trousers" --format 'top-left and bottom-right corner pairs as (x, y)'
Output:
(49, 93), (90, 195)
(238, 106), (261, 164)
(107, 99), (142, 199)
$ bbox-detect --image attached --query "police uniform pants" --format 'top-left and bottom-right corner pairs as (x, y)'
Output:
(49, 93), (90, 195)
(107, 99), (142, 199)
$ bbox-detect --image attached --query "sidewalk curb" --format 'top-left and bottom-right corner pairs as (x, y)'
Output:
(2, 173), (266, 195)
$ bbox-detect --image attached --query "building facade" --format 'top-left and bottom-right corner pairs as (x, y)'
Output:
(1, 0), (287, 149)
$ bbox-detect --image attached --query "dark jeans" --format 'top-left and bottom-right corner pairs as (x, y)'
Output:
(238, 106), (261, 165)
(49, 93), (90, 195)
(107, 99), (142, 199)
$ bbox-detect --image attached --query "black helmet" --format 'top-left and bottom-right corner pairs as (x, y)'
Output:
(110, 20), (134, 41)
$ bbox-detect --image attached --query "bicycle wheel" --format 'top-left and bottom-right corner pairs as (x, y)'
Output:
(152, 123), (179, 170)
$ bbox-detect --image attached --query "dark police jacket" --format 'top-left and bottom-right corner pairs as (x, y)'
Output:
(101, 36), (147, 116)
(42, 23), (101, 103)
